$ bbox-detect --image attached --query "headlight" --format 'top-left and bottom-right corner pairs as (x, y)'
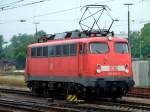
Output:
(125, 69), (129, 73)
(96, 69), (101, 73)
(125, 64), (129, 73)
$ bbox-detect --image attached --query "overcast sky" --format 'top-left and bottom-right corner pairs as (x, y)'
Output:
(0, 0), (149, 42)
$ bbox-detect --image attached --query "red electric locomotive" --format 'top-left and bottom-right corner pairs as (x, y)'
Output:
(25, 30), (134, 98)
(25, 5), (134, 99)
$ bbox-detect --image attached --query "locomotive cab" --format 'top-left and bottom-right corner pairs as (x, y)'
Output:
(79, 36), (134, 98)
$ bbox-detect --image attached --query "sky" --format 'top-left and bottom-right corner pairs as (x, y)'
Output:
(0, 0), (150, 42)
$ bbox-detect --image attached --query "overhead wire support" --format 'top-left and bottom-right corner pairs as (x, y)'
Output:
(0, 0), (24, 11)
(0, 0), (116, 24)
(0, 0), (51, 12)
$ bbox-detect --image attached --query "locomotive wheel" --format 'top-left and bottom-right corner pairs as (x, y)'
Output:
(65, 83), (85, 100)
(84, 87), (96, 100)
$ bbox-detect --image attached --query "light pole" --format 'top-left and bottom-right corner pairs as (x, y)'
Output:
(33, 22), (40, 38)
(124, 3), (133, 46)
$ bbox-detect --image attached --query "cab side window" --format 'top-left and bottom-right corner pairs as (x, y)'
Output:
(70, 44), (77, 56)
(49, 46), (55, 57)
(43, 46), (48, 57)
(63, 44), (69, 56)
(31, 47), (36, 57)
(56, 45), (62, 56)
(79, 44), (83, 54)
(37, 47), (42, 57)
(83, 43), (87, 54)
(79, 43), (87, 54)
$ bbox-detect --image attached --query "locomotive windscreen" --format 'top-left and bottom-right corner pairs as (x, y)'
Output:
(90, 42), (109, 54)
(115, 43), (129, 53)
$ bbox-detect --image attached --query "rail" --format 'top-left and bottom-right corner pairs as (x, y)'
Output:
(1, 87), (150, 111)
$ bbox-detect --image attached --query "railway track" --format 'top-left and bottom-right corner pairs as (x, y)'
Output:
(1, 87), (150, 111)
(90, 99), (150, 112)
(0, 87), (126, 112)
(0, 97), (127, 112)
(0, 88), (31, 96)
(0, 97), (81, 112)
(0, 97), (131, 112)
(1, 98), (149, 112)
(126, 93), (150, 99)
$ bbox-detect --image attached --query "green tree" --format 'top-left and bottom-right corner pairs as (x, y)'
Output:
(3, 45), (14, 59)
(14, 34), (35, 69)
(34, 30), (47, 38)
(9, 30), (47, 69)
(140, 23), (150, 57)
(130, 31), (140, 58)
(0, 35), (4, 59)
(14, 42), (29, 69)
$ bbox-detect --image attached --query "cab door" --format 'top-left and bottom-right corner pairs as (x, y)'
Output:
(78, 43), (88, 77)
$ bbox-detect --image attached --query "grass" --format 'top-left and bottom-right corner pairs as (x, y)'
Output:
(0, 74), (26, 87)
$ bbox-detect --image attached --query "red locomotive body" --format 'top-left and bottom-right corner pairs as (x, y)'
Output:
(25, 32), (134, 99)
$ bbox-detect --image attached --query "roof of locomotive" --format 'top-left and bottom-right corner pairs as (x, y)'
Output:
(28, 36), (128, 48)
